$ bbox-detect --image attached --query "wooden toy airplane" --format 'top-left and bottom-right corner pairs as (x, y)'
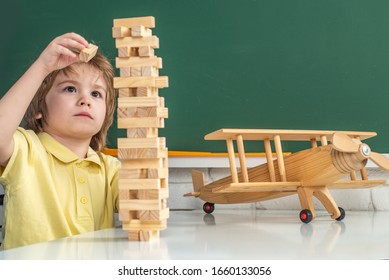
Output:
(184, 128), (389, 223)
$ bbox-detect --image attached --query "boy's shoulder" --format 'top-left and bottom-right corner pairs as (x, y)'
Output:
(16, 127), (40, 138)
(14, 127), (44, 148)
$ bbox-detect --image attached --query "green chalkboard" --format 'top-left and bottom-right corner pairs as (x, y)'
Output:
(1, 0), (389, 153)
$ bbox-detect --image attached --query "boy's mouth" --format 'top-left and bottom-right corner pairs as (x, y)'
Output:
(75, 112), (93, 119)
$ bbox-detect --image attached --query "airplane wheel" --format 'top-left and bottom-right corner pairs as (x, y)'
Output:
(203, 203), (215, 214)
(336, 207), (346, 221)
(299, 209), (313, 224)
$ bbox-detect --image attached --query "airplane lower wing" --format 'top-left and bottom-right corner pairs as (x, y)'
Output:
(329, 179), (387, 189)
(183, 192), (200, 197)
(212, 182), (302, 193)
(212, 179), (387, 193)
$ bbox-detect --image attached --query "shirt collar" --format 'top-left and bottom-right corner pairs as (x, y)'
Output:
(38, 132), (102, 167)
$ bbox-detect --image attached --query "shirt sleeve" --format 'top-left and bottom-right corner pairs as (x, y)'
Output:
(0, 128), (38, 189)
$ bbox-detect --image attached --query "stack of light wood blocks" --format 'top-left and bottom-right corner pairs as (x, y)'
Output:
(112, 16), (169, 241)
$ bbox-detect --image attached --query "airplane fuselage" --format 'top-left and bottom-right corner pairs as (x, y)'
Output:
(198, 144), (367, 204)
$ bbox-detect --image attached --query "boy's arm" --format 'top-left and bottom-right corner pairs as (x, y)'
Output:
(0, 32), (89, 166)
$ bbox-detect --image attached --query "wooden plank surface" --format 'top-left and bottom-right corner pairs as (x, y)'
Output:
(329, 179), (386, 189)
(212, 181), (301, 193)
(114, 76), (168, 89)
(113, 16), (155, 28)
(205, 128), (377, 141)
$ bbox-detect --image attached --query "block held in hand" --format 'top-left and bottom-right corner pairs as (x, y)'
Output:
(79, 44), (98, 62)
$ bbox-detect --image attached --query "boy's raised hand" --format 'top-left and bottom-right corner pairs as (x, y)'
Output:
(0, 32), (90, 166)
(37, 32), (90, 74)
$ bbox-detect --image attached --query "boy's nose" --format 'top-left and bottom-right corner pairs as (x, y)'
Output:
(78, 94), (91, 106)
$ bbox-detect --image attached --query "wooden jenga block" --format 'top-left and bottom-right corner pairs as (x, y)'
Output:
(131, 25), (152, 37)
(119, 87), (147, 97)
(124, 128), (148, 138)
(117, 138), (166, 158)
(119, 106), (161, 120)
(139, 46), (155, 57)
(120, 168), (168, 180)
(119, 209), (138, 223)
(130, 67), (142, 77)
(118, 97), (162, 108)
(118, 107), (168, 119)
(121, 158), (165, 169)
(119, 68), (132, 77)
(116, 57), (162, 68)
(120, 199), (162, 211)
(118, 137), (165, 149)
(114, 16), (156, 28)
(137, 188), (169, 200)
(119, 178), (161, 190)
(122, 219), (167, 231)
(141, 66), (159, 77)
(79, 44), (98, 62)
(112, 26), (131, 38)
(118, 46), (138, 57)
(119, 168), (149, 179)
(135, 87), (159, 97)
(138, 208), (170, 221)
(128, 128), (159, 138)
(118, 117), (164, 129)
(147, 168), (168, 179)
(114, 76), (169, 89)
(118, 88), (135, 97)
(118, 147), (167, 159)
(123, 204), (164, 220)
(116, 36), (159, 49)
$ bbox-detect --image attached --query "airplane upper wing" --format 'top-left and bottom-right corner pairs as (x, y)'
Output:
(205, 128), (377, 142)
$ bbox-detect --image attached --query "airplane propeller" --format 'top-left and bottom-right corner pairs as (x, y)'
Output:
(332, 132), (389, 171)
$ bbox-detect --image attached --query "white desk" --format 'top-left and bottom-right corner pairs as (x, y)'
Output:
(1, 209), (389, 260)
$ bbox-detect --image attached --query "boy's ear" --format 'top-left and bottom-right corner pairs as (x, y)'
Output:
(35, 112), (43, 119)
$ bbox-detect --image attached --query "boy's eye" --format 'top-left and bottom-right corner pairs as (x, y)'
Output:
(91, 91), (102, 98)
(65, 86), (77, 93)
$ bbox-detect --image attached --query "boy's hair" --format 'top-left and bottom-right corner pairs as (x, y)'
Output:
(23, 50), (116, 152)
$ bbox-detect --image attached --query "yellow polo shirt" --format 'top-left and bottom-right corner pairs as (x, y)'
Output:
(0, 128), (120, 250)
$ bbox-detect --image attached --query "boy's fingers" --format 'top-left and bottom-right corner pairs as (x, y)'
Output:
(57, 45), (78, 58)
(66, 32), (89, 46)
(54, 33), (89, 53)
(60, 38), (88, 53)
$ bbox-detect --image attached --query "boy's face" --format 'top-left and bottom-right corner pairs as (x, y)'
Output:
(39, 64), (107, 143)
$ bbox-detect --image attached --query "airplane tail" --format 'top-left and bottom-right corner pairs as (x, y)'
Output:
(183, 169), (204, 197)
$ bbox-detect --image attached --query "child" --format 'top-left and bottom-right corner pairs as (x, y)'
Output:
(0, 32), (120, 250)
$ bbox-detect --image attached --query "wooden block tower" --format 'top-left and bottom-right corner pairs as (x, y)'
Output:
(112, 16), (169, 241)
